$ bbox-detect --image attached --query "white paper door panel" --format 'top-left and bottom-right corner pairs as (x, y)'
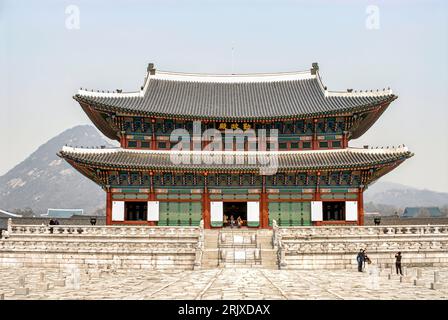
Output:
(147, 201), (159, 221)
(112, 201), (125, 221)
(311, 201), (323, 221)
(247, 202), (260, 222)
(345, 201), (358, 221)
(210, 202), (223, 222)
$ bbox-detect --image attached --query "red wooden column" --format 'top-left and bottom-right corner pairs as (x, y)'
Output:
(312, 119), (318, 150)
(358, 187), (364, 226)
(260, 193), (269, 229)
(342, 131), (349, 148)
(120, 131), (127, 148)
(313, 171), (322, 226)
(203, 172), (211, 229)
(106, 190), (112, 225)
(151, 118), (156, 150)
(148, 171), (156, 226)
(260, 175), (269, 229)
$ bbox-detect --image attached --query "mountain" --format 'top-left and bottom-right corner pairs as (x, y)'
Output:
(0, 125), (115, 215)
(365, 181), (448, 210)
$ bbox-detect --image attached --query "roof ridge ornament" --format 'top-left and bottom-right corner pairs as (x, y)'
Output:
(311, 62), (319, 75)
(147, 63), (156, 75)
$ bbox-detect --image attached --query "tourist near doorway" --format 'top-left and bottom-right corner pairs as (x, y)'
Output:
(210, 201), (260, 228)
(223, 202), (247, 227)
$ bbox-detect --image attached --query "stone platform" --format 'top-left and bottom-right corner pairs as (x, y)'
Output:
(0, 266), (446, 300)
(1, 222), (448, 271)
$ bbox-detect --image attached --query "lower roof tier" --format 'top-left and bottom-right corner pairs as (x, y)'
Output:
(58, 146), (412, 172)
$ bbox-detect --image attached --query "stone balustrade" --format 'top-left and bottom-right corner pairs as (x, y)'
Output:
(276, 225), (448, 239)
(0, 220), (204, 270)
(4, 224), (200, 238)
(275, 224), (448, 270)
(0, 239), (199, 253)
(280, 238), (448, 254)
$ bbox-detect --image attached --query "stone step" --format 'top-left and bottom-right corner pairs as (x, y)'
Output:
(219, 263), (267, 268)
(202, 252), (219, 259)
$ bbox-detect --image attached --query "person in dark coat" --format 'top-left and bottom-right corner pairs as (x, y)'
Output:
(49, 219), (55, 234)
(363, 250), (372, 271)
(395, 251), (403, 275)
(356, 249), (364, 272)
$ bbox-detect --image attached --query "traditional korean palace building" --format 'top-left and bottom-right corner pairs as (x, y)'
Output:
(59, 63), (412, 228)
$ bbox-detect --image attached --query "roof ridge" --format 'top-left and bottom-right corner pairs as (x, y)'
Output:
(156, 69), (312, 77)
(149, 70), (316, 84)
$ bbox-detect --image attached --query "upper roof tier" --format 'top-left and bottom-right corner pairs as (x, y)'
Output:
(74, 63), (396, 121)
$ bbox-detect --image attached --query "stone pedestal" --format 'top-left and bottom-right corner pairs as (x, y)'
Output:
(14, 288), (29, 296)
(413, 279), (424, 286)
(416, 268), (422, 279)
(431, 271), (440, 289)
(430, 282), (440, 290)
(54, 279), (66, 287)
(37, 283), (51, 291)
(434, 271), (440, 283)
(15, 275), (29, 296)
(400, 276), (412, 283)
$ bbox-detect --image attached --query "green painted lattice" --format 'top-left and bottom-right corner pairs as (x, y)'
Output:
(158, 202), (202, 226)
(268, 202), (311, 226)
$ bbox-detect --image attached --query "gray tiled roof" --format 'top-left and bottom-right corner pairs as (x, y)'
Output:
(0, 209), (22, 218)
(402, 207), (443, 218)
(59, 147), (412, 172)
(75, 70), (396, 120)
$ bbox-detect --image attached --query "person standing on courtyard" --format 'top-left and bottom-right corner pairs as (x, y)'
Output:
(363, 250), (371, 272)
(395, 251), (403, 275)
(356, 249), (364, 272)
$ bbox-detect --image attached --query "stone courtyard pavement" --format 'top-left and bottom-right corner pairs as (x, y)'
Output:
(0, 267), (447, 300)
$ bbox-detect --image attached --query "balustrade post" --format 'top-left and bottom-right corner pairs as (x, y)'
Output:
(7, 218), (12, 234)
(279, 246), (287, 268)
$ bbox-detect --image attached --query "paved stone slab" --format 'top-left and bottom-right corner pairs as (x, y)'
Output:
(0, 267), (446, 300)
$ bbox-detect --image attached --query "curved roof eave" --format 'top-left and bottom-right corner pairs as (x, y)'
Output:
(58, 146), (413, 173)
(74, 93), (396, 122)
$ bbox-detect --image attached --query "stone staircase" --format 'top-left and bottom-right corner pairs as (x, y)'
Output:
(201, 229), (220, 269)
(257, 230), (278, 270)
(201, 229), (278, 269)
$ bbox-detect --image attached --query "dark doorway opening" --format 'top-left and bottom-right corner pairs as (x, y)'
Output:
(125, 202), (147, 221)
(223, 202), (247, 227)
(323, 201), (345, 221)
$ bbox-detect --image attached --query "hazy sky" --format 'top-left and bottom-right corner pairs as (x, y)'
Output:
(1, 0), (447, 192)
